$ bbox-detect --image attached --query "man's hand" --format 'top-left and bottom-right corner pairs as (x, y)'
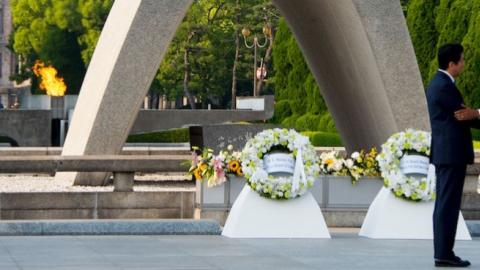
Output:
(454, 105), (480, 121)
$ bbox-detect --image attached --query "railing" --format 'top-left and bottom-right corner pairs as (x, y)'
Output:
(0, 155), (190, 192)
(0, 153), (479, 193)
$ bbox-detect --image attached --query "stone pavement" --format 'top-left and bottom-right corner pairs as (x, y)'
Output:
(0, 233), (478, 270)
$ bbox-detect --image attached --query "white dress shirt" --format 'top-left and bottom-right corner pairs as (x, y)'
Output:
(438, 69), (455, 83)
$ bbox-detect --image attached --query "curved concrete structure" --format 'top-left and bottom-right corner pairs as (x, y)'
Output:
(60, 0), (430, 185)
(272, 0), (429, 151)
(57, 0), (193, 185)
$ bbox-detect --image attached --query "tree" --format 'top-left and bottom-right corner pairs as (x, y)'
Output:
(10, 0), (113, 94)
(404, 0), (480, 122)
(457, 1), (480, 109)
(152, 0), (276, 109)
(271, 18), (329, 131)
(230, 0), (240, 109)
(10, 0), (278, 109)
(406, 0), (439, 85)
(427, 0), (473, 79)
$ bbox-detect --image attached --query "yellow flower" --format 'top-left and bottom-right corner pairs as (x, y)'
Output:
(193, 168), (202, 181)
(325, 159), (334, 166)
(200, 163), (208, 172)
(236, 167), (244, 176)
(229, 160), (240, 172)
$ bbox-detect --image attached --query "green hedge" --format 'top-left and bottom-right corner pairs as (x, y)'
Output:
(295, 113), (322, 132)
(272, 100), (292, 123)
(127, 128), (189, 143)
(281, 114), (298, 128)
(301, 131), (343, 147)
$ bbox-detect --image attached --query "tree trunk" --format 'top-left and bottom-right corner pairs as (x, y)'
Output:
(256, 33), (274, 95)
(184, 45), (196, 109)
(231, 0), (240, 109)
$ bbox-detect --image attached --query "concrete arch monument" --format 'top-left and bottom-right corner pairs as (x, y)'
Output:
(59, 0), (430, 185)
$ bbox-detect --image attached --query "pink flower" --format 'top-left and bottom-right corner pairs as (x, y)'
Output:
(213, 157), (224, 170)
(191, 152), (198, 166)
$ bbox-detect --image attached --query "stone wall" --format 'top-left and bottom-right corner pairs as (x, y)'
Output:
(0, 110), (51, 146)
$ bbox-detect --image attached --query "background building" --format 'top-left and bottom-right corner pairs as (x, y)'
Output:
(0, 0), (29, 109)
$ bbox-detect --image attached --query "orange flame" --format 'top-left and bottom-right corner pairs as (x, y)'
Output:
(32, 61), (67, 96)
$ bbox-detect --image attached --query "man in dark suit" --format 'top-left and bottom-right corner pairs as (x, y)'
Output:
(426, 43), (480, 268)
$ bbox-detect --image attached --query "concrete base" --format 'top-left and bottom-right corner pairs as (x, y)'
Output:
(0, 191), (194, 220)
(467, 220), (480, 237)
(0, 219), (221, 235)
(360, 187), (472, 240)
(222, 186), (331, 238)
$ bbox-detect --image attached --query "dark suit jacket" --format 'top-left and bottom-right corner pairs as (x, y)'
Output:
(426, 71), (480, 165)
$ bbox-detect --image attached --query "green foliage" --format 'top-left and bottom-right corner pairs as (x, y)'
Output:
(472, 129), (480, 141)
(427, 0), (473, 80)
(272, 99), (292, 123)
(405, 0), (480, 112)
(127, 129), (189, 143)
(318, 113), (337, 133)
(10, 0), (277, 103)
(272, 18), (330, 132)
(281, 114), (298, 128)
(474, 140), (480, 149)
(301, 131), (343, 147)
(406, 0), (439, 85)
(153, 0), (279, 107)
(457, 2), (480, 109)
(295, 113), (322, 132)
(10, 0), (113, 94)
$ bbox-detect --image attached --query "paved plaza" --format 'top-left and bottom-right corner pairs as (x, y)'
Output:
(0, 233), (478, 269)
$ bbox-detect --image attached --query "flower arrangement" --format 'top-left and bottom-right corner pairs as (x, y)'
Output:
(241, 128), (320, 200)
(319, 148), (380, 184)
(376, 129), (435, 202)
(348, 148), (381, 182)
(188, 145), (243, 187)
(319, 150), (349, 176)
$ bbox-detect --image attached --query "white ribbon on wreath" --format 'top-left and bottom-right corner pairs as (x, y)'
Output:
(292, 136), (308, 192)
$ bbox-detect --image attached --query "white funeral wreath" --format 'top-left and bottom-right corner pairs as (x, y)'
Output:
(240, 128), (320, 200)
(376, 129), (436, 202)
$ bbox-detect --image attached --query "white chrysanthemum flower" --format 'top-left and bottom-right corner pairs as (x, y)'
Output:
(378, 129), (435, 202)
(240, 129), (319, 200)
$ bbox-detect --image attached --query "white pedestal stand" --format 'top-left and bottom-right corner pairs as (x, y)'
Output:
(222, 185), (331, 238)
(359, 187), (471, 240)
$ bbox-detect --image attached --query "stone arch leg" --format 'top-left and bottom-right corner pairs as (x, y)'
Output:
(272, 0), (429, 151)
(56, 0), (193, 185)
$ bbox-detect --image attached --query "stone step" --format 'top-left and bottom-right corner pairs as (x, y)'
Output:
(0, 191), (194, 220)
(0, 146), (191, 156)
(0, 219), (221, 236)
(0, 218), (476, 237)
(133, 180), (194, 186)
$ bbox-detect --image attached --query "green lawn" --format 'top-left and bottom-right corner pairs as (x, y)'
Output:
(127, 128), (189, 143)
(474, 141), (480, 149)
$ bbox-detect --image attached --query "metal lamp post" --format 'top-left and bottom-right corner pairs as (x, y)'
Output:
(241, 25), (271, 96)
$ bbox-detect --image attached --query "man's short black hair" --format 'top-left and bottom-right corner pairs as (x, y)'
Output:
(438, 43), (464, 70)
